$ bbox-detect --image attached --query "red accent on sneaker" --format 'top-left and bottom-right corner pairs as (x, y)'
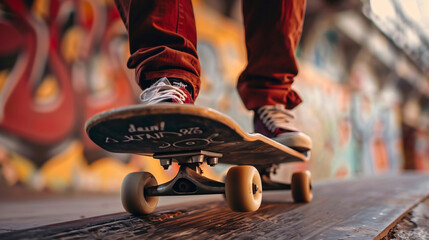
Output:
(172, 88), (194, 104)
(253, 114), (290, 138)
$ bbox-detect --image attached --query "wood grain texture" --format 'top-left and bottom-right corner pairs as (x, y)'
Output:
(1, 173), (428, 240)
(85, 103), (307, 165)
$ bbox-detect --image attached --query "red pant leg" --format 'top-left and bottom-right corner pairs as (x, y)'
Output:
(114, 0), (201, 99)
(238, 0), (306, 110)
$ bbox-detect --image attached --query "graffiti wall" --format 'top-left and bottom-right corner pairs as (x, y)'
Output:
(0, 0), (240, 192)
(292, 14), (407, 179)
(0, 0), (143, 191)
(0, 0), (426, 192)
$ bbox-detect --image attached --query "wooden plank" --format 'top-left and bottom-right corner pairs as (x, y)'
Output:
(0, 186), (219, 233)
(1, 173), (428, 240)
(384, 198), (429, 239)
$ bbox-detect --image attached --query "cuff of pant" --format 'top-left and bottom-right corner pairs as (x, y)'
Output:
(237, 86), (303, 110)
(136, 69), (201, 100)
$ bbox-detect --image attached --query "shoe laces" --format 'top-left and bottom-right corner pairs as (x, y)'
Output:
(257, 105), (295, 132)
(139, 77), (188, 104)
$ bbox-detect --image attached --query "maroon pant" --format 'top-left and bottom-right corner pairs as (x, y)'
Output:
(115, 0), (306, 110)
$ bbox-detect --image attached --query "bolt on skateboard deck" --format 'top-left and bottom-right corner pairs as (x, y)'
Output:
(86, 103), (312, 214)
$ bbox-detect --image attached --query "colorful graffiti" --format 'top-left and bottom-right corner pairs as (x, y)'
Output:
(0, 0), (236, 192)
(0, 0), (427, 193)
(0, 0), (141, 191)
(295, 18), (406, 179)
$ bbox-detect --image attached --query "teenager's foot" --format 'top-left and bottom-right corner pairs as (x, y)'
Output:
(254, 105), (312, 153)
(139, 77), (194, 105)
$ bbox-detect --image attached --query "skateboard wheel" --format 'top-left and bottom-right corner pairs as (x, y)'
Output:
(225, 166), (262, 212)
(121, 172), (159, 215)
(291, 170), (313, 203)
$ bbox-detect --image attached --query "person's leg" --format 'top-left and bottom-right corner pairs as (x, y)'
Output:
(239, 0), (311, 151)
(238, 0), (306, 110)
(114, 0), (200, 100)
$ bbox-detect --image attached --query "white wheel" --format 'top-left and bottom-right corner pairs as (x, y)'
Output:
(291, 170), (313, 203)
(121, 172), (159, 215)
(225, 166), (262, 212)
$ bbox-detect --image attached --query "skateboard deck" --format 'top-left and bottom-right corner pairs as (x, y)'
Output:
(85, 103), (308, 165)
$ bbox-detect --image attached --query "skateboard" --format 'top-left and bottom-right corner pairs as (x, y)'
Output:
(85, 103), (312, 214)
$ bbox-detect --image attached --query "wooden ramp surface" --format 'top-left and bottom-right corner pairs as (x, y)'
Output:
(1, 173), (428, 240)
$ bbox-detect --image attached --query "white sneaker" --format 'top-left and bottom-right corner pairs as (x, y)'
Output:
(139, 77), (194, 105)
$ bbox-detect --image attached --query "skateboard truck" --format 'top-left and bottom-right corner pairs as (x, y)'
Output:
(146, 165), (225, 196)
(155, 150), (222, 170)
(149, 152), (294, 196)
(147, 151), (225, 196)
(256, 164), (291, 190)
